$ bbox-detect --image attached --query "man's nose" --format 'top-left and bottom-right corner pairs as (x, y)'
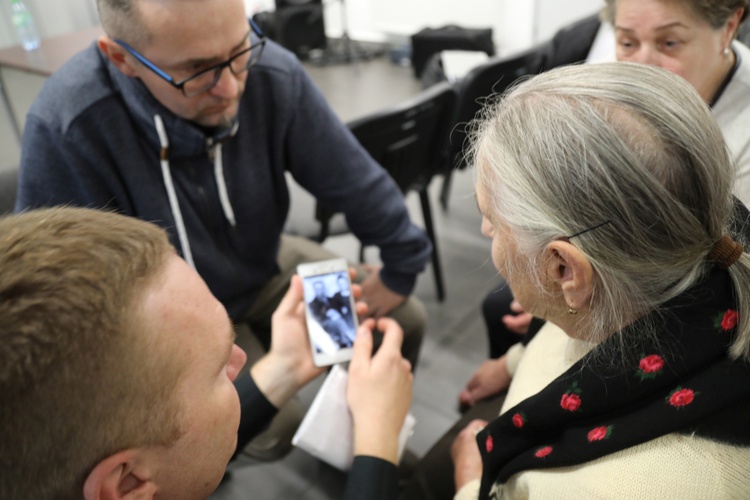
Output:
(228, 344), (248, 382)
(210, 66), (242, 99)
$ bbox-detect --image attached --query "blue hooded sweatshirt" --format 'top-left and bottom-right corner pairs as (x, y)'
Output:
(17, 39), (432, 319)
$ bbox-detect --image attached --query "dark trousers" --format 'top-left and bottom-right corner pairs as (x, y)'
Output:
(399, 392), (506, 500)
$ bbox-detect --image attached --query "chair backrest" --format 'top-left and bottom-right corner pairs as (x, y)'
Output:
(547, 13), (601, 69)
(446, 41), (551, 172)
(348, 80), (458, 193)
(315, 81), (458, 237)
(0, 166), (19, 216)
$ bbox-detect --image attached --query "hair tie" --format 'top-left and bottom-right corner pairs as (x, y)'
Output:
(708, 235), (744, 269)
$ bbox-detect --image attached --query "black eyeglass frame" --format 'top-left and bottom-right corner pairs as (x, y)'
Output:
(115, 19), (266, 98)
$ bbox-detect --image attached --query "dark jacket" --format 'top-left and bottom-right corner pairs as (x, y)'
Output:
(17, 40), (431, 319)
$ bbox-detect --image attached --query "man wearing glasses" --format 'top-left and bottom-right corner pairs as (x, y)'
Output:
(16, 0), (431, 461)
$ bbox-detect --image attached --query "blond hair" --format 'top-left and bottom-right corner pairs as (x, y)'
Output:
(0, 207), (185, 499)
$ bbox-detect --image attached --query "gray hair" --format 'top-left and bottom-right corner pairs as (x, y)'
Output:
(601, 0), (749, 30)
(472, 62), (750, 358)
(96, 0), (150, 46)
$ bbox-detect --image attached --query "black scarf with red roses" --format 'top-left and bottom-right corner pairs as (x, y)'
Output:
(476, 268), (750, 499)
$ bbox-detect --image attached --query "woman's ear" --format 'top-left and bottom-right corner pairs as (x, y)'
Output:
(83, 449), (157, 500)
(723, 8), (744, 48)
(97, 36), (139, 77)
(543, 240), (594, 310)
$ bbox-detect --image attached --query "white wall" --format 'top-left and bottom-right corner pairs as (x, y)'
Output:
(1, 1), (605, 53)
(362, 0), (602, 54)
(0, 0), (97, 49)
(250, 0), (603, 55)
(535, 0), (603, 41)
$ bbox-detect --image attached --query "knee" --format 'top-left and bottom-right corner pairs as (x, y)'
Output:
(384, 296), (427, 369)
(391, 295), (427, 342)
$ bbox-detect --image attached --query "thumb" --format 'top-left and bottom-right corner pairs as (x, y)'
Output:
(276, 275), (304, 315)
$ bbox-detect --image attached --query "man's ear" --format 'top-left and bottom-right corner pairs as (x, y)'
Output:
(98, 36), (139, 77)
(83, 449), (157, 500)
(543, 240), (594, 311)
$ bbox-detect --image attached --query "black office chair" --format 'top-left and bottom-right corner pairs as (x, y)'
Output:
(439, 41), (552, 210)
(0, 166), (18, 215)
(315, 81), (458, 301)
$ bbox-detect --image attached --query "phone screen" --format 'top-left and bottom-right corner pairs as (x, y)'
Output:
(301, 270), (358, 357)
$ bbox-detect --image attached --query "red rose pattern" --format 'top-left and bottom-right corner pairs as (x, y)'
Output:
(720, 309), (738, 331)
(560, 393), (582, 412)
(668, 387), (695, 407)
(639, 354), (664, 373)
(535, 446), (553, 458)
(587, 425), (611, 442)
(486, 309), (727, 464)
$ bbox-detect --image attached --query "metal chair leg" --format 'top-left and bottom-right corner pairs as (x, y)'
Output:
(419, 188), (445, 301)
(439, 169), (454, 212)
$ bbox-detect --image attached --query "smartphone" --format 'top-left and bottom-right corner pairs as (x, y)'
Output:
(297, 258), (358, 366)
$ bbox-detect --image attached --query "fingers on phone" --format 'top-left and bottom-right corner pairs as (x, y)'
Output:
(351, 322), (374, 366)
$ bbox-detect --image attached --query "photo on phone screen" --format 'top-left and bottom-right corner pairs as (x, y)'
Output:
(297, 259), (358, 366)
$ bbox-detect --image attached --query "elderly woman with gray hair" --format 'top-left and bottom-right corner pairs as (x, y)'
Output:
(460, 0), (750, 413)
(447, 62), (750, 499)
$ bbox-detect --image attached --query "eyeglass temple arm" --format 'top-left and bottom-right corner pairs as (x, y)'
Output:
(248, 18), (265, 38)
(115, 39), (175, 83)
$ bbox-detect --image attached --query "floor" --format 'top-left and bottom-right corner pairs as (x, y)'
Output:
(211, 55), (500, 499)
(0, 46), (500, 500)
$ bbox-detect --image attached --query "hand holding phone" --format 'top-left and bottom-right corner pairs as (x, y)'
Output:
(297, 258), (359, 366)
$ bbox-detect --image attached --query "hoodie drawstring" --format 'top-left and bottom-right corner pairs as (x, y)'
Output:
(153, 114), (239, 270)
(212, 141), (237, 227)
(154, 114), (195, 269)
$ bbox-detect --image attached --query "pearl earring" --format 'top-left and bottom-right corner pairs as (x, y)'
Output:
(724, 47), (730, 56)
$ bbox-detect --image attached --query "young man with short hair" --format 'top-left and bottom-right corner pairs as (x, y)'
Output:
(0, 207), (411, 499)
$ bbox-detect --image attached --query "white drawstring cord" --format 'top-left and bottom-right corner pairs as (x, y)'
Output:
(213, 142), (237, 227)
(154, 114), (196, 269)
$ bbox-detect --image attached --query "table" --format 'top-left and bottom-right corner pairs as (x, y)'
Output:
(0, 26), (103, 143)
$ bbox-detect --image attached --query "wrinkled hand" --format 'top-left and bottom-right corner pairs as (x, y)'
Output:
(252, 271), (367, 408)
(360, 264), (406, 319)
(452, 419), (487, 490)
(458, 355), (511, 408)
(502, 299), (533, 335)
(347, 317), (413, 464)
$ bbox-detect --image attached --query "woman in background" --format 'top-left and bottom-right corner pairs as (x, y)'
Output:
(605, 0), (750, 202)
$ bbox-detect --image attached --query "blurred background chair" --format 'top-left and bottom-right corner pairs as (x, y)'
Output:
(0, 166), (18, 215)
(272, 0), (327, 59)
(315, 81), (457, 301)
(439, 41), (552, 211)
